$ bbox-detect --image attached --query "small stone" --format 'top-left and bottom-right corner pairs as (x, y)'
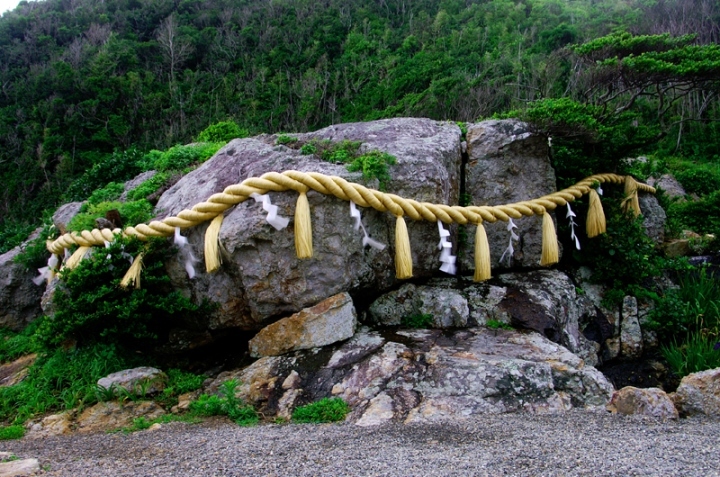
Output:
(607, 386), (678, 419)
(673, 368), (720, 416)
(147, 423), (162, 431)
(97, 367), (167, 396)
(281, 371), (301, 390)
(0, 458), (40, 477)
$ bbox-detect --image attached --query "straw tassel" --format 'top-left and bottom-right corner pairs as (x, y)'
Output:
(120, 253), (144, 289)
(394, 215), (413, 279)
(473, 222), (491, 282)
(295, 191), (313, 259)
(64, 246), (91, 270)
(204, 214), (224, 273)
(622, 176), (641, 217)
(586, 188), (606, 238)
(540, 212), (559, 266)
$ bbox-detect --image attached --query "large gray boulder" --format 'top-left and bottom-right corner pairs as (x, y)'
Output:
(155, 118), (462, 330)
(463, 119), (556, 270)
(209, 327), (613, 425)
(0, 246), (44, 331)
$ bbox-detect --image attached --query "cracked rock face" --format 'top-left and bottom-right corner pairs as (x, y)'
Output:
(211, 327), (613, 425)
(154, 118), (462, 331)
(463, 119), (556, 270)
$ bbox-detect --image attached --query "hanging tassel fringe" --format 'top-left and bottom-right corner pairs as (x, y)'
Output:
(394, 215), (413, 279)
(622, 176), (641, 217)
(586, 188), (606, 238)
(120, 253), (144, 289)
(540, 212), (559, 266)
(473, 222), (491, 282)
(64, 246), (91, 270)
(295, 192), (313, 259)
(204, 214), (224, 273)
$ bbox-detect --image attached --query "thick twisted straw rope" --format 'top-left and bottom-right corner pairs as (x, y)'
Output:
(46, 171), (655, 255)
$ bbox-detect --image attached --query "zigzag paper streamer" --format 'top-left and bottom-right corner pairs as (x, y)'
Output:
(566, 203), (581, 250)
(437, 220), (456, 275)
(350, 202), (386, 251)
(250, 193), (289, 230)
(499, 218), (520, 266)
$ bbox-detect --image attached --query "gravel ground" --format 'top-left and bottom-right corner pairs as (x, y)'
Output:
(3, 410), (719, 477)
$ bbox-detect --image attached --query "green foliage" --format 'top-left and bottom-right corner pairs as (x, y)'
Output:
(67, 200), (153, 232)
(647, 268), (720, 345)
(196, 121), (247, 143)
(13, 223), (56, 271)
(87, 182), (125, 205)
(151, 143), (223, 172)
(276, 135), (298, 145)
(667, 190), (720, 238)
(119, 414), (200, 433)
(0, 342), (138, 423)
(155, 369), (206, 409)
(189, 379), (258, 426)
(0, 425), (24, 440)
(401, 313), (433, 329)
(35, 238), (206, 349)
(673, 162), (720, 196)
(126, 172), (171, 202)
(661, 333), (720, 379)
(0, 321), (41, 363)
(0, 222), (37, 255)
(300, 143), (317, 155)
(577, 201), (661, 303)
(292, 397), (350, 424)
(486, 320), (513, 330)
(65, 149), (145, 202)
(347, 150), (397, 190)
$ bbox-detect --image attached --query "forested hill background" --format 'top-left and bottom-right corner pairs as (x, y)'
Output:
(1, 0), (719, 249)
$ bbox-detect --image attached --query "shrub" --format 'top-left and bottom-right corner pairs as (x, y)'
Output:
(292, 397), (349, 423)
(196, 121), (248, 143)
(66, 200), (153, 232)
(401, 313), (433, 328)
(34, 238), (207, 349)
(662, 333), (720, 378)
(0, 342), (138, 423)
(64, 148), (144, 201)
(276, 134), (297, 145)
(152, 143), (223, 172)
(486, 320), (513, 330)
(347, 150), (397, 190)
(189, 379), (258, 426)
(13, 223), (56, 271)
(0, 425), (24, 440)
(87, 182), (125, 205)
(647, 267), (720, 344)
(125, 172), (170, 201)
(0, 321), (40, 363)
(300, 143), (317, 155)
(156, 369), (206, 409)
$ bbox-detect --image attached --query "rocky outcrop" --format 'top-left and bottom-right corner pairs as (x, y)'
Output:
(607, 386), (678, 419)
(620, 296), (643, 359)
(0, 247), (44, 331)
(25, 412), (74, 439)
(248, 293), (357, 357)
(463, 119), (556, 270)
(155, 118), (462, 330)
(673, 368), (720, 416)
(647, 174), (686, 199)
(640, 194), (666, 244)
(97, 367), (168, 396)
(76, 401), (165, 433)
(209, 327), (613, 425)
(366, 270), (601, 366)
(367, 283), (469, 328)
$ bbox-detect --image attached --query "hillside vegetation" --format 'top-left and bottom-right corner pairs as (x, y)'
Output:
(1, 0), (719, 247)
